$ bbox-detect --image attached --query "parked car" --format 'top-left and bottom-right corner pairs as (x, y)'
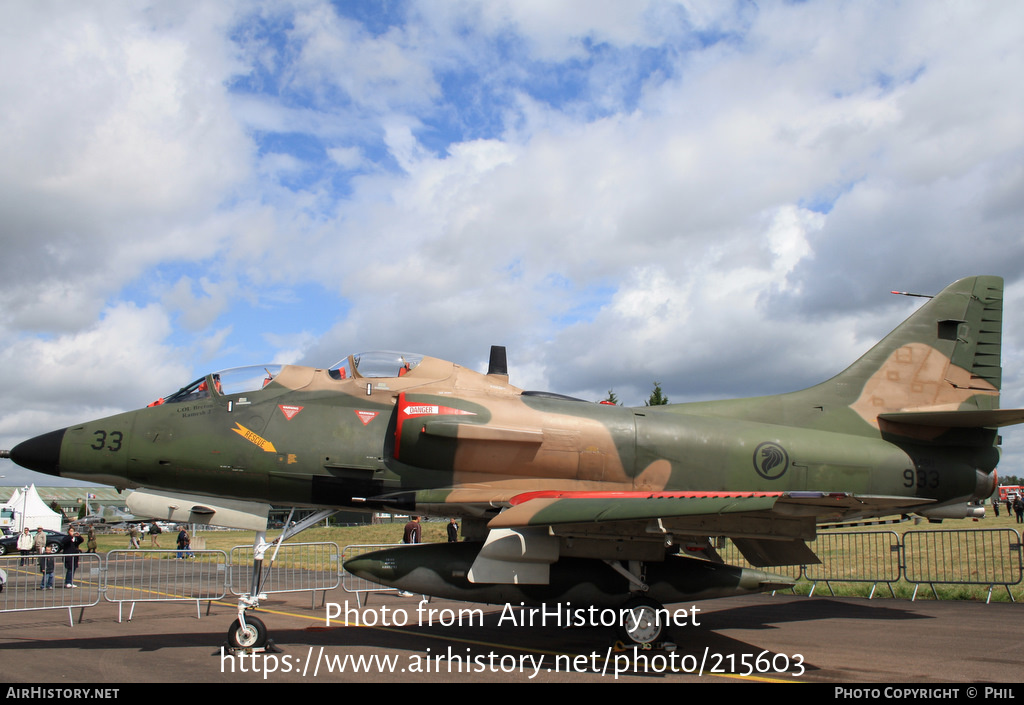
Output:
(0, 528), (66, 555)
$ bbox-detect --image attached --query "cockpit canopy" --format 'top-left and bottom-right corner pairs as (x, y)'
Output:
(150, 365), (284, 406)
(329, 351), (424, 380)
(149, 352), (427, 407)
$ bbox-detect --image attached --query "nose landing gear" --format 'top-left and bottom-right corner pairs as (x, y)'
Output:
(222, 508), (339, 654)
(228, 614), (268, 650)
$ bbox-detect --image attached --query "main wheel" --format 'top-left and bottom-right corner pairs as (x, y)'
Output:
(227, 615), (268, 649)
(617, 596), (664, 646)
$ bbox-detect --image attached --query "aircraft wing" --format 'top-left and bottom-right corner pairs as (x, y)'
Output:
(487, 489), (936, 530)
(481, 490), (938, 568)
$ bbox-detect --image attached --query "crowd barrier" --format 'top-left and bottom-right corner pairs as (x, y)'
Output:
(0, 553), (103, 626)
(104, 549), (229, 621)
(2, 529), (1020, 626)
(0, 541), (340, 623)
(902, 528), (1022, 602)
(720, 527), (1023, 603)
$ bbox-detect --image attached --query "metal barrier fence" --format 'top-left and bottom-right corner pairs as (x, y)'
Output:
(0, 553), (103, 626)
(0, 541), (343, 623)
(803, 531), (903, 598)
(3, 531), (1022, 625)
(717, 529), (1022, 602)
(104, 549), (229, 621)
(903, 528), (1023, 602)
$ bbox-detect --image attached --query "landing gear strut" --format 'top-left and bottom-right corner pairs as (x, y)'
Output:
(225, 508), (339, 652)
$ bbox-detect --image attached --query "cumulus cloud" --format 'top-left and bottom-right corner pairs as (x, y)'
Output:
(2, 0), (1024, 475)
(0, 2), (251, 334)
(0, 302), (190, 445)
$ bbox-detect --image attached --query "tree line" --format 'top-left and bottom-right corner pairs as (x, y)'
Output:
(603, 382), (668, 407)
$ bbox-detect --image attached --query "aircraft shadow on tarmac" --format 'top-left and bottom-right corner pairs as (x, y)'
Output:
(0, 598), (931, 678)
(0, 595), (942, 683)
(699, 596), (930, 631)
(0, 623), (810, 680)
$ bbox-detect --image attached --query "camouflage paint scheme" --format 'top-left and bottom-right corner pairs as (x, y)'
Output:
(8, 276), (1022, 612)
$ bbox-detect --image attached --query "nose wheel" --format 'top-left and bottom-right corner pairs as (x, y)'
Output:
(227, 615), (268, 650)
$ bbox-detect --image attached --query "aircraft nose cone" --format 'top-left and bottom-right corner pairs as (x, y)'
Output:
(9, 428), (66, 476)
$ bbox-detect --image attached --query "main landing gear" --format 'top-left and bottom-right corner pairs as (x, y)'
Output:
(618, 596), (666, 646)
(223, 508), (340, 654)
(605, 560), (675, 649)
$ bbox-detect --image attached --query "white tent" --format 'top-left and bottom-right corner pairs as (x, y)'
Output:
(2, 485), (62, 532)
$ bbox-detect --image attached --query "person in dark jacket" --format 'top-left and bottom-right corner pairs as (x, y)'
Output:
(402, 516), (421, 544)
(38, 553), (55, 589)
(176, 527), (191, 558)
(61, 528), (84, 587)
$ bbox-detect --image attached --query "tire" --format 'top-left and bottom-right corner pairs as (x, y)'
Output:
(46, 543), (60, 554)
(0, 544), (7, 556)
(227, 615), (268, 649)
(617, 596), (664, 646)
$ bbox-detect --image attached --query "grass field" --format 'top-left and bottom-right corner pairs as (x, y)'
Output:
(88, 518), (451, 553)
(783, 513), (1024, 602)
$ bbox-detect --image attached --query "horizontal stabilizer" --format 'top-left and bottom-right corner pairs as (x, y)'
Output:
(878, 408), (1024, 429)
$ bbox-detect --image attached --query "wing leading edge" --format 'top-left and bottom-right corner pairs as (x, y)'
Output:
(489, 489), (936, 530)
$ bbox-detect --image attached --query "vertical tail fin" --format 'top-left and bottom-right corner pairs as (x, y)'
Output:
(832, 275), (1003, 422)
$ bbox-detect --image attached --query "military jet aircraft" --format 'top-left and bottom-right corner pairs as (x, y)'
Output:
(76, 502), (144, 527)
(4, 275), (1022, 648)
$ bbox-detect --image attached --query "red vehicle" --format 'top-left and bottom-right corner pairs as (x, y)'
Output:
(997, 486), (1023, 501)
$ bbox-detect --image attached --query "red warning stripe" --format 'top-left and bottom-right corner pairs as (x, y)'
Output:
(508, 490), (785, 506)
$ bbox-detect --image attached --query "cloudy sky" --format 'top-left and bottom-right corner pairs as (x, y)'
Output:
(2, 1), (1023, 488)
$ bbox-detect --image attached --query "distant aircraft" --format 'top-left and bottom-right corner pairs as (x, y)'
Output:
(5, 275), (1022, 648)
(77, 502), (143, 526)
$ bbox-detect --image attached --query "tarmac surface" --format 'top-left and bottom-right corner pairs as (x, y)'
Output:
(1, 566), (1023, 687)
